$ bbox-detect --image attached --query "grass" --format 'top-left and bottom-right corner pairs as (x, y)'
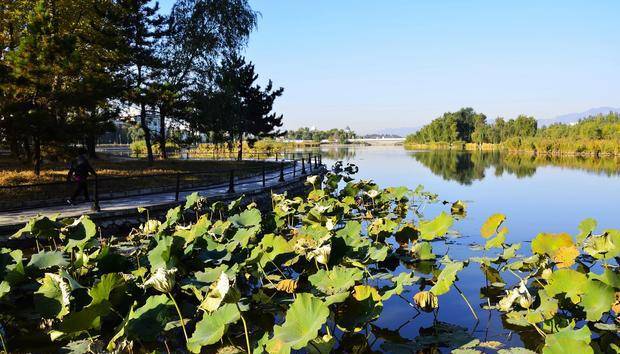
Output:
(0, 155), (277, 186)
(0, 156), (283, 209)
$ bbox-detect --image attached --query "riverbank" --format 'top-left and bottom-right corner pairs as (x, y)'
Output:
(404, 138), (620, 157)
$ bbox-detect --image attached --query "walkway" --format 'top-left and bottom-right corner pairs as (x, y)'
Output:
(0, 164), (320, 228)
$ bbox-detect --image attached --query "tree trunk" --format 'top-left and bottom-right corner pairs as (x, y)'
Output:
(86, 134), (97, 159)
(23, 137), (32, 161)
(33, 137), (41, 176)
(159, 106), (167, 159)
(237, 132), (243, 161)
(140, 102), (154, 163)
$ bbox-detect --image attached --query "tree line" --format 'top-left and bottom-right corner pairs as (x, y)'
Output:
(406, 107), (619, 150)
(285, 127), (357, 143)
(0, 0), (284, 174)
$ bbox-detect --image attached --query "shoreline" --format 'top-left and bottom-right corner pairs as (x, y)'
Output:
(403, 143), (620, 158)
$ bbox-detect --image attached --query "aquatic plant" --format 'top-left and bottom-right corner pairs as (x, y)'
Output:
(0, 163), (618, 353)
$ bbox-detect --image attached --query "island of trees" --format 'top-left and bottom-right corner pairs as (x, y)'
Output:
(285, 127), (357, 144)
(405, 108), (620, 156)
(0, 0), (285, 174)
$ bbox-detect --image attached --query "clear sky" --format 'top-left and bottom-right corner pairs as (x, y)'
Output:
(159, 0), (620, 133)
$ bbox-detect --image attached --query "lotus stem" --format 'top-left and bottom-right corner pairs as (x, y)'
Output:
(237, 304), (251, 354)
(0, 328), (7, 354)
(167, 293), (189, 343)
(453, 284), (479, 321)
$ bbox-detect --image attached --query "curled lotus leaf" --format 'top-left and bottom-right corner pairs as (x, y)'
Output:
(498, 280), (532, 312)
(485, 227), (508, 250)
(481, 213), (506, 238)
(418, 212), (453, 241)
(430, 261), (464, 296)
(582, 230), (620, 259)
(450, 200), (467, 217)
(576, 218), (597, 244)
(413, 291), (438, 312)
(143, 267), (176, 293)
(201, 272), (230, 312)
(275, 279), (298, 294)
(266, 293), (329, 353)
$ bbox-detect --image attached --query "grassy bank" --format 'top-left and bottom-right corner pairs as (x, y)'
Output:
(404, 138), (620, 156)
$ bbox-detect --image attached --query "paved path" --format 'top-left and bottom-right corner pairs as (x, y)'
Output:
(0, 164), (319, 227)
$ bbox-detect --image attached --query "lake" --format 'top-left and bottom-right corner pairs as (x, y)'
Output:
(313, 146), (620, 352)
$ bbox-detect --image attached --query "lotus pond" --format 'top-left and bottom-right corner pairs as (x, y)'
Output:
(0, 157), (619, 353)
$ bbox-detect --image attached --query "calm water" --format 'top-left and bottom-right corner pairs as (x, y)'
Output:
(314, 146), (620, 352)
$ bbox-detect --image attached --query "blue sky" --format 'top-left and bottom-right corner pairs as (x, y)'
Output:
(159, 0), (619, 133)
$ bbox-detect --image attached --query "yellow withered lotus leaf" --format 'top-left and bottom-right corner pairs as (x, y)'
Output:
(413, 291), (438, 312)
(275, 279), (298, 294)
(553, 245), (580, 268)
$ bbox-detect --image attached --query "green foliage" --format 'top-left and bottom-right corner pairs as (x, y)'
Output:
(0, 166), (617, 354)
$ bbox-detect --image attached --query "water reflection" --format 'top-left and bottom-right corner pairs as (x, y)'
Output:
(408, 150), (620, 185)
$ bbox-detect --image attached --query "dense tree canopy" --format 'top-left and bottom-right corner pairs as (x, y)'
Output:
(0, 0), (281, 172)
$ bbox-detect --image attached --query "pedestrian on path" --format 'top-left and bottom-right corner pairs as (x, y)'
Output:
(67, 150), (97, 205)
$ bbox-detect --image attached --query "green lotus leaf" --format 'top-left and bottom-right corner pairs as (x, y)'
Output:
(542, 325), (593, 354)
(411, 241), (436, 261)
(125, 294), (174, 342)
(576, 218), (597, 244)
(27, 251), (69, 270)
(531, 232), (574, 257)
(63, 216), (98, 251)
(306, 334), (335, 354)
(480, 213), (506, 238)
(382, 272), (417, 300)
(418, 212), (453, 241)
(324, 292), (350, 306)
(485, 227), (508, 250)
(0, 281), (10, 299)
(184, 192), (204, 210)
(523, 290), (558, 324)
(583, 230), (620, 259)
(266, 293), (329, 353)
(12, 215), (60, 239)
(248, 234), (293, 268)
(89, 273), (126, 306)
(544, 268), (587, 303)
(337, 285), (383, 332)
(229, 208), (262, 228)
(430, 261), (464, 296)
(230, 225), (259, 249)
(54, 301), (111, 339)
(187, 303), (240, 353)
(335, 221), (370, 250)
(368, 244), (389, 262)
(500, 243), (521, 260)
(308, 266), (363, 295)
(579, 279), (615, 321)
(34, 273), (71, 319)
(159, 205), (182, 231)
(147, 235), (181, 271)
(368, 217), (398, 239)
(589, 268), (620, 289)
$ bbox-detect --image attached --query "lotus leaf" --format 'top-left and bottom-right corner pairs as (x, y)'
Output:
(430, 261), (464, 296)
(308, 266), (363, 295)
(543, 325), (593, 354)
(418, 212), (453, 241)
(480, 213), (505, 238)
(187, 303), (240, 352)
(266, 293), (329, 353)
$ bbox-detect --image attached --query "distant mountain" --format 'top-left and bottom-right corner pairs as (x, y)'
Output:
(539, 107), (620, 126)
(375, 126), (420, 137)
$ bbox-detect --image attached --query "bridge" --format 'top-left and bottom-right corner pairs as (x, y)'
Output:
(349, 138), (405, 146)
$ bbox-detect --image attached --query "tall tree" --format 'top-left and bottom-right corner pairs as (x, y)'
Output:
(152, 0), (256, 158)
(115, 0), (166, 163)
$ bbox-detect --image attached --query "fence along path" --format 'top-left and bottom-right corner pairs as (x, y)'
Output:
(0, 154), (323, 227)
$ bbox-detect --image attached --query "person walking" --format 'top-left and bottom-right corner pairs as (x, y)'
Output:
(67, 150), (97, 205)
